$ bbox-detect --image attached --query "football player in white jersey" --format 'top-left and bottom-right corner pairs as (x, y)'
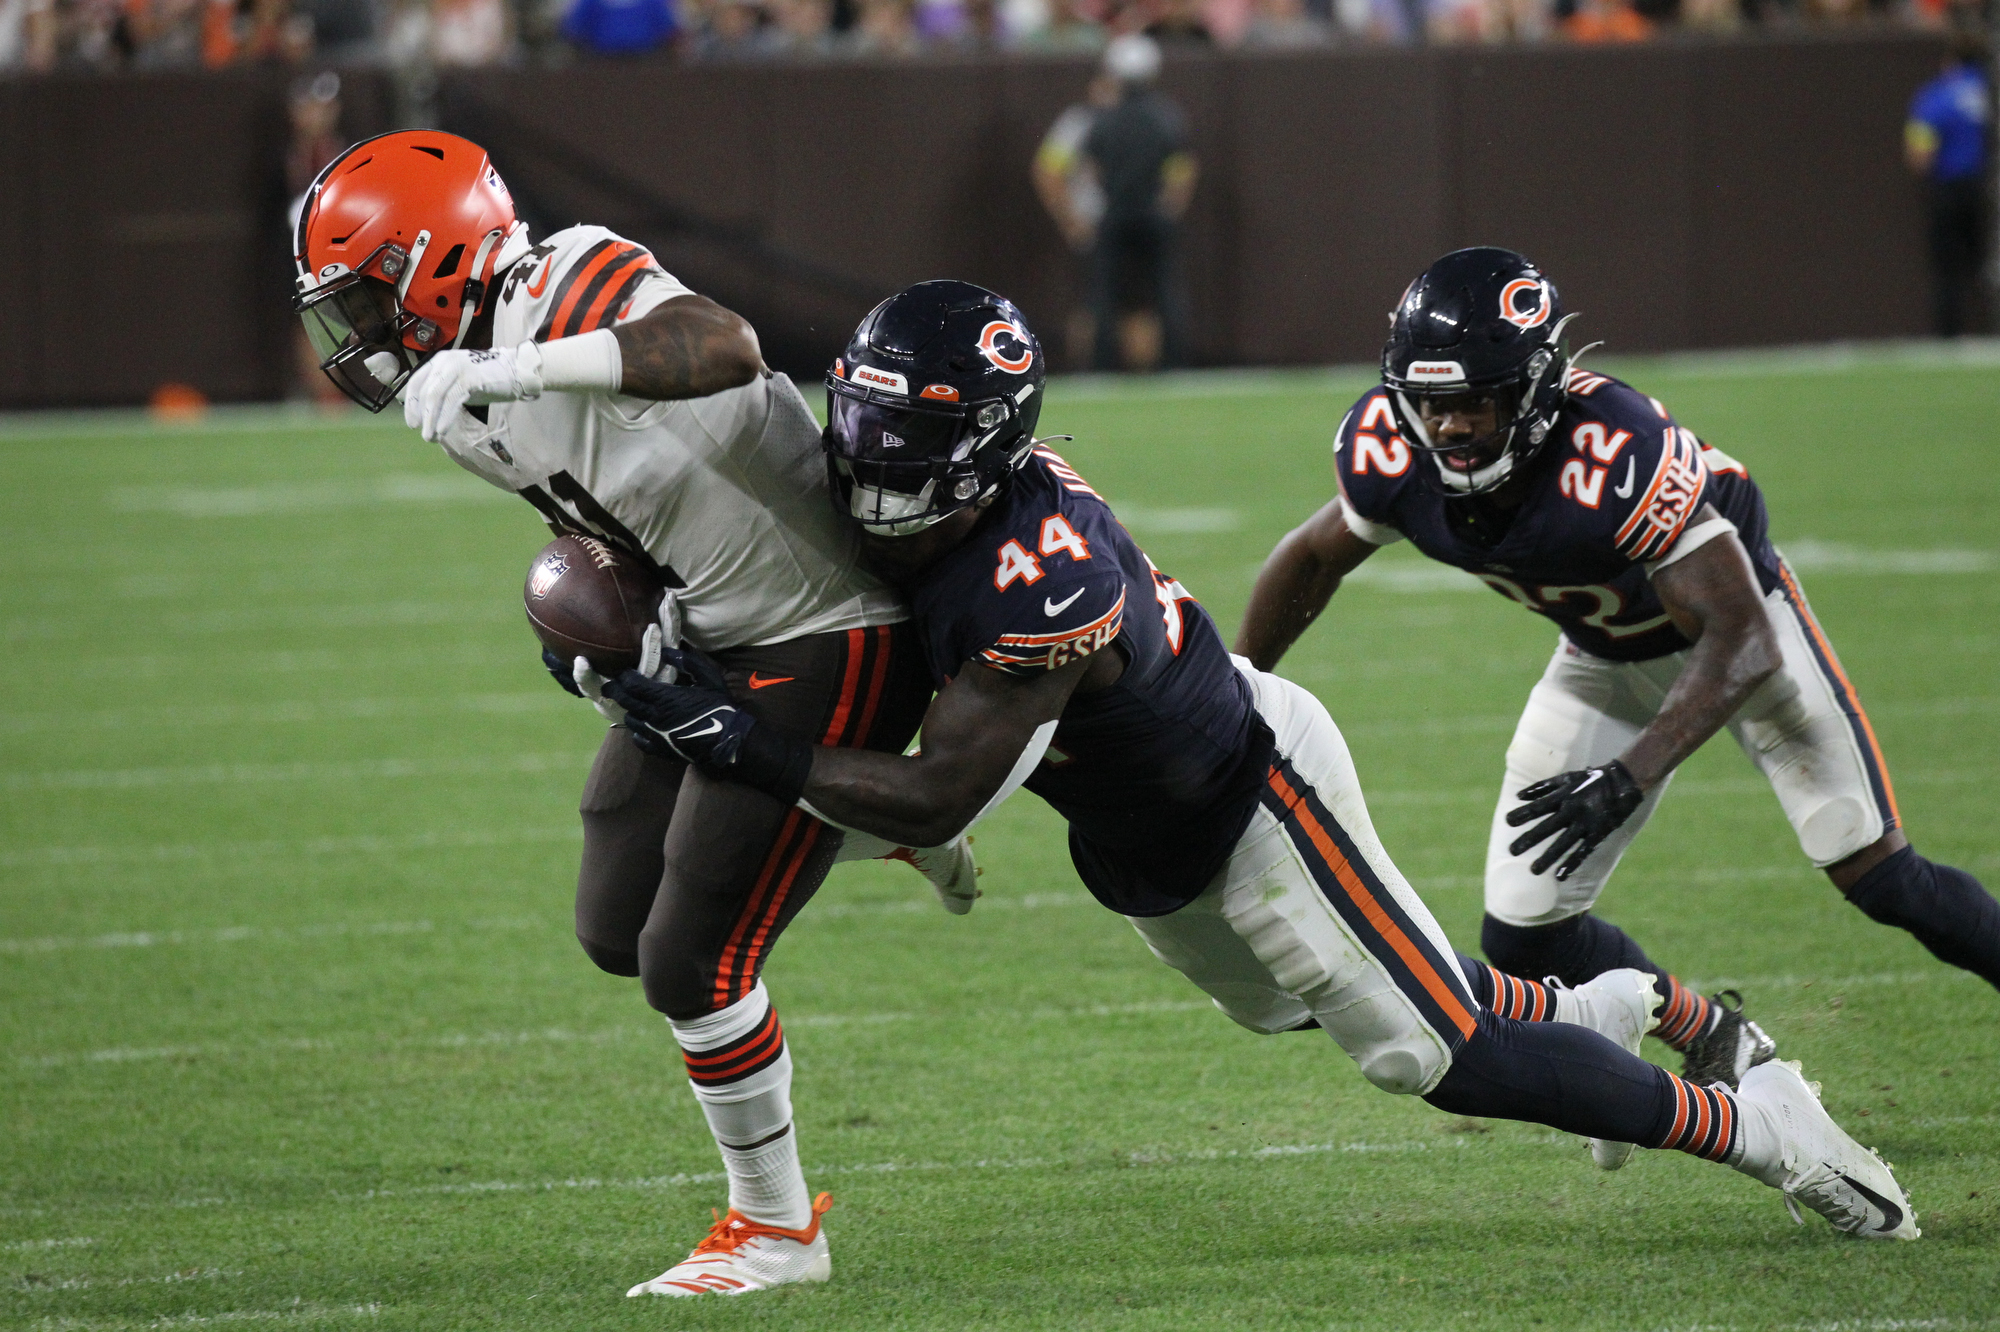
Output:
(292, 130), (973, 1298)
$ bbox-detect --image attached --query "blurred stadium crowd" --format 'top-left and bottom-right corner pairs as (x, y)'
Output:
(1, 0), (1991, 73)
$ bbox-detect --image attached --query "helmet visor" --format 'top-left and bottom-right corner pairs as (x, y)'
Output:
(824, 395), (985, 535)
(295, 274), (419, 412)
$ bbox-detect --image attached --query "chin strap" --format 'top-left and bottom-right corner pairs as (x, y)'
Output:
(451, 226), (509, 350)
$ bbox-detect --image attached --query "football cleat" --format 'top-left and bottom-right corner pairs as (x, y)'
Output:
(1736, 1060), (1918, 1241)
(1551, 968), (1660, 1170)
(886, 836), (982, 915)
(1680, 989), (1776, 1090)
(626, 1193), (834, 1297)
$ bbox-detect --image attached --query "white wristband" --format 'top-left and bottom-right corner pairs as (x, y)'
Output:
(528, 328), (623, 395)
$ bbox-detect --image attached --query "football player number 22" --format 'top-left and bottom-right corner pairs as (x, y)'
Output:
(1476, 574), (1669, 640)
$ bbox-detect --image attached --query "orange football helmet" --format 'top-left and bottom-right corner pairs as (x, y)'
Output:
(293, 130), (529, 411)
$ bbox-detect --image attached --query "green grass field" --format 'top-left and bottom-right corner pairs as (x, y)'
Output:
(4, 346), (1998, 1332)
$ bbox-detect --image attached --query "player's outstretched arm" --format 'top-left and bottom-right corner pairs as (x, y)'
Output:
(602, 649), (1097, 848)
(799, 656), (1093, 847)
(403, 294), (766, 441)
(613, 294), (765, 401)
(1618, 505), (1782, 790)
(1234, 497), (1380, 672)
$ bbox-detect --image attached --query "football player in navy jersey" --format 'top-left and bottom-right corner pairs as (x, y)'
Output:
(602, 280), (1918, 1242)
(1238, 247), (2000, 1090)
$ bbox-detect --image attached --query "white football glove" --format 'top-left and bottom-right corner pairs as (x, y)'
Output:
(403, 342), (547, 443)
(570, 656), (625, 724)
(572, 595), (684, 725)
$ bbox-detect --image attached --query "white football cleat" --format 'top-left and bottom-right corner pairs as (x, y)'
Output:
(626, 1193), (834, 1297)
(886, 836), (982, 915)
(1551, 968), (1660, 1171)
(1736, 1060), (1919, 1241)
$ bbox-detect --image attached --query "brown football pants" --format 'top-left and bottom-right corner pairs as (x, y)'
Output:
(572, 622), (931, 1019)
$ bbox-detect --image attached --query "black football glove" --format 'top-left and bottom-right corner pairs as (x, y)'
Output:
(601, 646), (812, 805)
(1504, 760), (1645, 881)
(542, 647), (585, 699)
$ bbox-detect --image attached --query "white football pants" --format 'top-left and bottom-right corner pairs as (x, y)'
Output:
(1127, 661), (1477, 1098)
(1485, 562), (1900, 928)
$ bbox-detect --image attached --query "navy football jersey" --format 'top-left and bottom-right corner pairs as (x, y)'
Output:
(910, 447), (1273, 916)
(1335, 370), (1784, 662)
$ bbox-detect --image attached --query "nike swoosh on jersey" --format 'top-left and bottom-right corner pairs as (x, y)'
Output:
(526, 258), (553, 299)
(747, 673), (795, 689)
(1044, 588), (1086, 617)
(1613, 456), (1637, 499)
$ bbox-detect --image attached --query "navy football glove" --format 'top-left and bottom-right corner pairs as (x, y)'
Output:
(1504, 760), (1645, 881)
(602, 647), (812, 804)
(542, 647), (585, 699)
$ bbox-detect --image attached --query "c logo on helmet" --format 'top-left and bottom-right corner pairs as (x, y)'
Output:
(1499, 279), (1551, 330)
(977, 320), (1035, 374)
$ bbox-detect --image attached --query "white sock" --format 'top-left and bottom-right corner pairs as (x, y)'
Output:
(668, 983), (812, 1229)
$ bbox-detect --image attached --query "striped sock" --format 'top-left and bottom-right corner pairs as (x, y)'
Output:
(1649, 1071), (1740, 1162)
(1471, 961), (1559, 1022)
(1652, 976), (1719, 1051)
(670, 983), (810, 1229)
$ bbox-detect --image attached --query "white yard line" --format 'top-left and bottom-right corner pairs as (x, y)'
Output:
(0, 826), (580, 873)
(3, 600), (511, 646)
(32, 1304), (384, 1330)
(1, 752), (587, 794)
(0, 694), (553, 738)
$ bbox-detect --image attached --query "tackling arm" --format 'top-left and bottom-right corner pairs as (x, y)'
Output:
(1234, 497), (1382, 671)
(1617, 505), (1782, 789)
(603, 647), (1100, 849)
(800, 656), (1093, 848)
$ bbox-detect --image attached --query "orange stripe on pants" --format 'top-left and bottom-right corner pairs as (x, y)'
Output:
(1267, 768), (1478, 1041)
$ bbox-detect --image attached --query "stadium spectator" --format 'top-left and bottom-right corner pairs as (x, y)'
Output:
(0, 0), (59, 68)
(433, 0), (511, 62)
(562, 0), (679, 53)
(1907, 32), (1992, 336)
(846, 0), (919, 53)
(1011, 0), (1106, 50)
(1239, 0), (1333, 46)
(1083, 33), (1197, 370)
(294, 0), (381, 63)
(1562, 0), (1650, 39)
(1142, 0), (1215, 43)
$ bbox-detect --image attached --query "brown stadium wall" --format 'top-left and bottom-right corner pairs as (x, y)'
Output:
(0, 33), (1950, 408)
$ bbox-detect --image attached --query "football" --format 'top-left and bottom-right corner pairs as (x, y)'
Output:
(523, 533), (664, 673)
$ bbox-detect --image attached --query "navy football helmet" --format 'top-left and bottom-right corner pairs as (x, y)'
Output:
(1382, 247), (1578, 496)
(825, 280), (1045, 535)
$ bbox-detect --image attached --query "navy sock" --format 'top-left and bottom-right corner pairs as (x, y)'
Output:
(1844, 846), (2000, 989)
(1481, 911), (1660, 987)
(1423, 1010), (1737, 1161)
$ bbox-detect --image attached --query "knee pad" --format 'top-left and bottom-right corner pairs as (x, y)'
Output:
(577, 935), (640, 978)
(1317, 991), (1450, 1096)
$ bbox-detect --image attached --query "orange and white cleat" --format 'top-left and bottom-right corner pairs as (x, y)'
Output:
(625, 1193), (834, 1297)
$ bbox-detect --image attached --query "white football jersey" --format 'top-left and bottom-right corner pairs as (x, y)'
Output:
(433, 224), (903, 651)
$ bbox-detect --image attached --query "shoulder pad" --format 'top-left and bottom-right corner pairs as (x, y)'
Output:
(1552, 388), (1708, 563)
(509, 226), (666, 343)
(1334, 388), (1415, 521)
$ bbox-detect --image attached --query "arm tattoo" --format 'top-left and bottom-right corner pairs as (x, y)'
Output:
(612, 296), (763, 401)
